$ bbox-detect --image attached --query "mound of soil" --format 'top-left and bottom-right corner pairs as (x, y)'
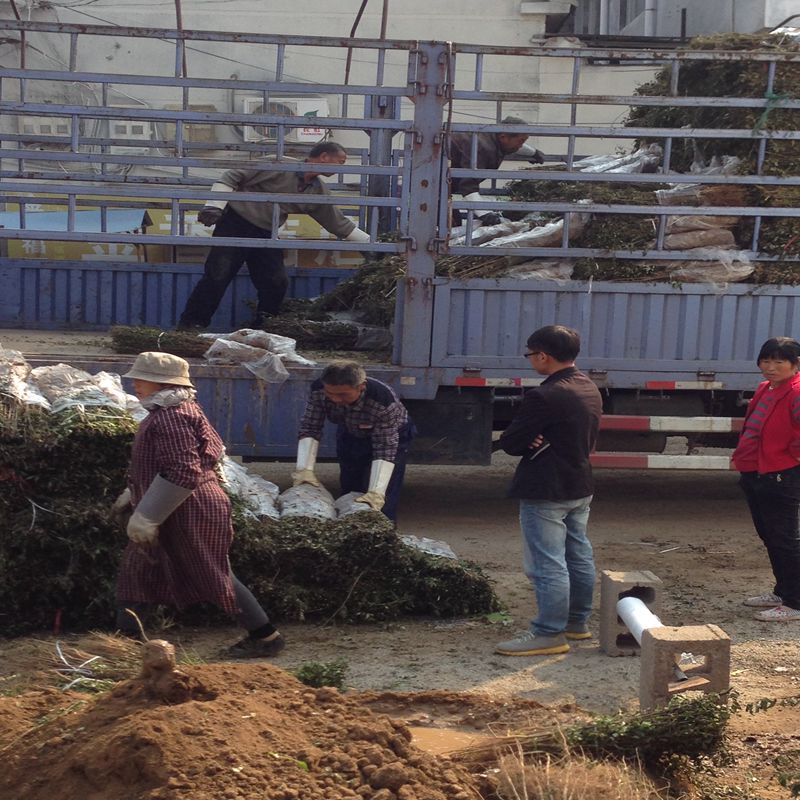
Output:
(0, 661), (482, 800)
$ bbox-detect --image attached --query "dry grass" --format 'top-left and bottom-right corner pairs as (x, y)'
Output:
(1, 632), (142, 695)
(497, 750), (666, 800)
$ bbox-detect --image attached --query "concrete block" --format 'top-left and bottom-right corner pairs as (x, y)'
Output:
(639, 624), (731, 710)
(599, 570), (663, 656)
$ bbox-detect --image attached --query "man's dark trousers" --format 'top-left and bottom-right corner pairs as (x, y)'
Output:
(336, 422), (415, 522)
(179, 208), (288, 328)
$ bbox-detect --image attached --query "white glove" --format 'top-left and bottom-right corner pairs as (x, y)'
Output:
(112, 488), (132, 515)
(205, 181), (235, 210)
(111, 487), (133, 531)
(292, 437), (321, 487)
(344, 226), (370, 243)
(127, 510), (159, 545)
(355, 459), (395, 514)
(463, 191), (494, 220)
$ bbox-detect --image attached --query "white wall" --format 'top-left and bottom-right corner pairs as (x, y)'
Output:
(654, 0), (798, 36)
(0, 1), (658, 170)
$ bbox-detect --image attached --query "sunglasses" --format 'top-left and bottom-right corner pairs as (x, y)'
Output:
(523, 351), (542, 358)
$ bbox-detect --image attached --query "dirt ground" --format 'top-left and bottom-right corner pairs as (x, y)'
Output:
(2, 330), (800, 797)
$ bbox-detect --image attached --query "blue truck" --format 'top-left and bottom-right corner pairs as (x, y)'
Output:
(2, 22), (798, 466)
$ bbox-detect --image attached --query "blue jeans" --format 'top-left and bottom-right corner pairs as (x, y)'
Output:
(519, 496), (595, 637)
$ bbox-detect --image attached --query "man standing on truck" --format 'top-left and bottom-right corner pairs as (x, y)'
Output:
(495, 325), (602, 657)
(448, 115), (544, 228)
(292, 360), (414, 522)
(177, 141), (370, 330)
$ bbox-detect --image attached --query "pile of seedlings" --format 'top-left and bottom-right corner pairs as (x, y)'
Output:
(628, 32), (800, 176)
(110, 325), (210, 358)
(0, 400), (137, 635)
(0, 397), (499, 636)
(453, 693), (741, 774)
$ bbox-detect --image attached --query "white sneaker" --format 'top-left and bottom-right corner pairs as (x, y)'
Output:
(753, 605), (800, 622)
(743, 592), (782, 608)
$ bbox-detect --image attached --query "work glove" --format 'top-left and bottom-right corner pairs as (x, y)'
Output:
(479, 212), (504, 227)
(291, 437), (321, 488)
(354, 491), (386, 512)
(355, 459), (395, 515)
(528, 149), (545, 165)
(110, 487), (132, 532)
(292, 468), (322, 488)
(126, 474), (193, 545)
(197, 206), (224, 226)
(344, 226), (370, 243)
(127, 510), (160, 545)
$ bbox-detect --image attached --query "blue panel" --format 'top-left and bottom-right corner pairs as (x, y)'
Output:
(0, 259), (356, 331)
(429, 279), (800, 383)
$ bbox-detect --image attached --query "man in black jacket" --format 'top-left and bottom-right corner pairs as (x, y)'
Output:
(496, 325), (602, 656)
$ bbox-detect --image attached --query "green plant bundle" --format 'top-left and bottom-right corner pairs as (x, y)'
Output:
(508, 180), (664, 209)
(455, 693), (735, 775)
(229, 510), (501, 624)
(565, 693), (733, 766)
(110, 326), (210, 358)
(0, 402), (135, 506)
(626, 32), (800, 175)
(293, 659), (349, 689)
(261, 315), (361, 350)
(312, 257), (405, 327)
(0, 499), (126, 635)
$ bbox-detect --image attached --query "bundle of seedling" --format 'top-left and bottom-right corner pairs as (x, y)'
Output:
(110, 325), (210, 358)
(453, 691), (736, 772)
(229, 509), (500, 624)
(0, 399), (137, 635)
(0, 395), (499, 635)
(625, 31), (800, 263)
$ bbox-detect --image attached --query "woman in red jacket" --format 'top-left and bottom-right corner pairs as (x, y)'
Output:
(732, 337), (800, 621)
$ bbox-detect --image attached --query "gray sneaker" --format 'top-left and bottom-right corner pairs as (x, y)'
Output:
(495, 631), (569, 656)
(743, 592), (782, 608)
(565, 622), (592, 641)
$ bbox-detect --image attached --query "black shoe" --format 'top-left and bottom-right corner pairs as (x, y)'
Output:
(227, 633), (286, 659)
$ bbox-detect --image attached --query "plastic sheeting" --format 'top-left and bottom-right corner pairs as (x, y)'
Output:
(201, 328), (316, 384)
(219, 458), (280, 520)
(574, 143), (663, 174)
(334, 491), (374, 518)
(278, 484), (337, 520)
(665, 248), (753, 284)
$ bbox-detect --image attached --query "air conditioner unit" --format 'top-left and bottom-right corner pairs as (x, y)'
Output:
(240, 96), (329, 144)
(108, 106), (154, 155)
(18, 115), (73, 149)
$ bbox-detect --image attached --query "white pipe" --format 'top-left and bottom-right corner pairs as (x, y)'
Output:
(616, 596), (663, 645)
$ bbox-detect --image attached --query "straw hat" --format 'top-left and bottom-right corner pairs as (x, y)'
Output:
(122, 352), (194, 387)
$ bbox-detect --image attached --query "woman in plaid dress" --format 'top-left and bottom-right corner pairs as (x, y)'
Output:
(112, 351), (284, 657)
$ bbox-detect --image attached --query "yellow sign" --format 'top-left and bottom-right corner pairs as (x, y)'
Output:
(5, 198), (364, 269)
